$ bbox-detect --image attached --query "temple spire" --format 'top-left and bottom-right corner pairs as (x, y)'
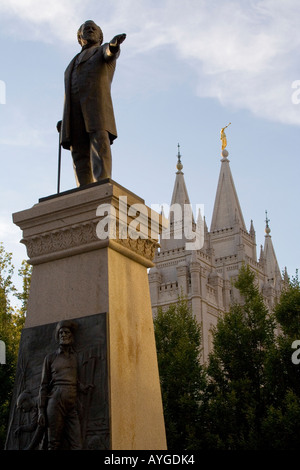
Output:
(249, 219), (255, 237)
(263, 211), (281, 286)
(170, 144), (190, 207)
(160, 145), (194, 251)
(210, 128), (246, 232)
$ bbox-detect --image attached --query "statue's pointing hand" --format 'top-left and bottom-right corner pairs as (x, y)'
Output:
(110, 33), (126, 48)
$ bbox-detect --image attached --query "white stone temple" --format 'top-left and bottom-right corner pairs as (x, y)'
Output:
(148, 143), (282, 362)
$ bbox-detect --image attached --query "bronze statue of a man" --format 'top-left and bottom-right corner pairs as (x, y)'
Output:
(60, 20), (126, 186)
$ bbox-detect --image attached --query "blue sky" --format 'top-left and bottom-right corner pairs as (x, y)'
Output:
(0, 0), (299, 293)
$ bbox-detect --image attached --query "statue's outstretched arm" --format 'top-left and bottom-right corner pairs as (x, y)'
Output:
(109, 33), (126, 54)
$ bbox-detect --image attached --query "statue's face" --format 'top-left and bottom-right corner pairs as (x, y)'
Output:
(80, 21), (101, 45)
(58, 327), (73, 346)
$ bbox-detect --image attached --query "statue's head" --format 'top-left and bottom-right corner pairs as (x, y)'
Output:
(55, 320), (78, 345)
(77, 20), (103, 47)
(16, 390), (34, 412)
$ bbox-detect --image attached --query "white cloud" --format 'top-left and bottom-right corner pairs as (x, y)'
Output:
(0, 218), (19, 240)
(107, 0), (300, 125)
(0, 0), (85, 44)
(1, 0), (300, 125)
(169, 0), (300, 125)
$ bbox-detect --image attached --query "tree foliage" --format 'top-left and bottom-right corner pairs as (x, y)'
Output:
(260, 272), (300, 449)
(201, 265), (276, 449)
(154, 264), (300, 450)
(154, 297), (205, 451)
(0, 243), (32, 448)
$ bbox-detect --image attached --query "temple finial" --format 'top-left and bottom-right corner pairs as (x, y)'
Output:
(220, 123), (231, 159)
(176, 143), (183, 172)
(220, 123), (231, 150)
(265, 210), (271, 235)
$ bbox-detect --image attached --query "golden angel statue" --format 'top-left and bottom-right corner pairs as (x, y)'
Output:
(220, 123), (231, 150)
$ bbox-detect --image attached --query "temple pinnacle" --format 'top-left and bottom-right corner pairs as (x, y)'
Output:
(176, 143), (183, 172)
(265, 210), (271, 235)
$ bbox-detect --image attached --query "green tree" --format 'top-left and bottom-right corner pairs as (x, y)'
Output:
(260, 272), (300, 449)
(274, 271), (300, 337)
(154, 297), (205, 451)
(15, 259), (32, 321)
(203, 264), (276, 450)
(0, 244), (32, 448)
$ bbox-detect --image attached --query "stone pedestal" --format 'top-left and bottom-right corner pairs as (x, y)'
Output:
(7, 180), (167, 450)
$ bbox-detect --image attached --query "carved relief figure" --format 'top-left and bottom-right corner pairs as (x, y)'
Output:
(14, 390), (46, 450)
(38, 320), (92, 450)
(5, 314), (108, 450)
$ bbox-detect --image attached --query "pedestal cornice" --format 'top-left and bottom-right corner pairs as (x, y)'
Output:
(13, 180), (161, 267)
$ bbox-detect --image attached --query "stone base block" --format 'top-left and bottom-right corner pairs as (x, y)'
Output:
(6, 180), (167, 450)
